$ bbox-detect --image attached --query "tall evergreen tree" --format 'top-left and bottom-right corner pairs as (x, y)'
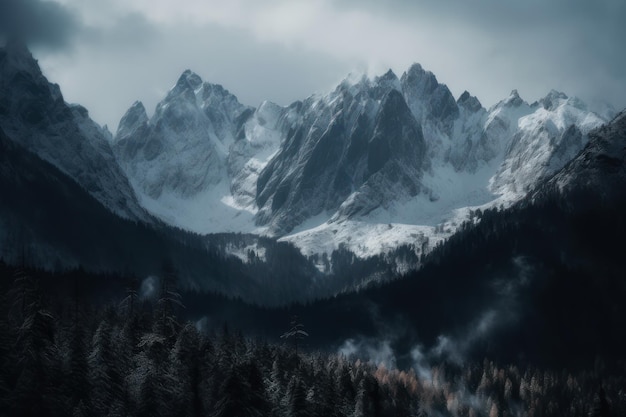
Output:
(88, 311), (124, 416)
(353, 374), (381, 417)
(285, 375), (310, 417)
(12, 287), (60, 417)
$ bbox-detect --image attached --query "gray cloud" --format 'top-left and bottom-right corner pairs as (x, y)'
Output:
(338, 0), (626, 107)
(0, 0), (81, 49)
(23, 0), (626, 130)
(36, 18), (355, 130)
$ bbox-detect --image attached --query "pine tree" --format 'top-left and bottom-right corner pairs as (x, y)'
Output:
(169, 322), (203, 417)
(213, 366), (248, 417)
(353, 373), (381, 417)
(137, 368), (161, 417)
(155, 261), (184, 341)
(281, 315), (309, 355)
(242, 359), (272, 417)
(285, 375), (310, 417)
(12, 288), (60, 417)
(88, 311), (124, 416)
(337, 363), (356, 416)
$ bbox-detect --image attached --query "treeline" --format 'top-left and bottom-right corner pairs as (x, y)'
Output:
(376, 359), (625, 417)
(1, 265), (623, 417)
(0, 264), (417, 417)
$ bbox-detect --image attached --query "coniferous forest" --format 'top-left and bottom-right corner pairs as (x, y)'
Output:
(1, 262), (624, 417)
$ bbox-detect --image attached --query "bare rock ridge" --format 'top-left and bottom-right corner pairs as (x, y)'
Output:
(0, 41), (147, 221)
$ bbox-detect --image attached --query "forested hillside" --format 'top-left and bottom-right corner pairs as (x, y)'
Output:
(0, 263), (624, 417)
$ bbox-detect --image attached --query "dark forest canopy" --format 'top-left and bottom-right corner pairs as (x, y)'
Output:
(0, 263), (624, 417)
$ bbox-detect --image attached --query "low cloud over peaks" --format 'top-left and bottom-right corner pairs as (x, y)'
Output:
(0, 0), (81, 50)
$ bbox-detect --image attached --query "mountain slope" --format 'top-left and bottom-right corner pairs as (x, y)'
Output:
(256, 72), (428, 234)
(0, 42), (147, 221)
(113, 70), (257, 233)
(542, 109), (626, 198)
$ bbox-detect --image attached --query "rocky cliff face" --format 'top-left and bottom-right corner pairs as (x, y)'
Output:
(255, 71), (427, 233)
(541, 110), (626, 198)
(0, 41), (147, 221)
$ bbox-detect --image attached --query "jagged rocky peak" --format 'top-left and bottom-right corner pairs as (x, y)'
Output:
(330, 72), (370, 102)
(112, 67), (258, 207)
(457, 90), (483, 113)
(400, 63), (438, 94)
(115, 101), (149, 143)
(170, 69), (242, 103)
(368, 88), (426, 174)
(156, 70), (201, 111)
(502, 89), (525, 107)
(201, 82), (230, 100)
(122, 101), (148, 125)
(254, 79), (428, 233)
(0, 41), (64, 111)
(374, 69), (401, 91)
(400, 62), (459, 131)
(538, 89), (568, 111)
(330, 70), (403, 104)
(174, 69), (203, 92)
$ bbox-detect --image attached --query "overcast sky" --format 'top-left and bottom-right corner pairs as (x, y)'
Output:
(2, 0), (625, 131)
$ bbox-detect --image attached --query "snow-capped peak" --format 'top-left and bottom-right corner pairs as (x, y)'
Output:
(457, 91), (483, 113)
(115, 101), (148, 142)
(401, 63), (440, 97)
(489, 89), (607, 200)
(173, 69), (203, 93)
(374, 69), (402, 92)
(537, 89), (568, 111)
(110, 61), (612, 263)
(113, 69), (259, 230)
(500, 89), (526, 108)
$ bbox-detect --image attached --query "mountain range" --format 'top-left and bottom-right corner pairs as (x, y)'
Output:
(0, 41), (622, 308)
(1, 39), (626, 379)
(111, 54), (610, 262)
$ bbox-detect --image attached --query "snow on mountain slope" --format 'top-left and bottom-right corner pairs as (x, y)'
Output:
(256, 70), (428, 234)
(542, 109), (626, 196)
(280, 89), (607, 260)
(115, 70), (245, 199)
(228, 100), (291, 209)
(114, 70), (264, 233)
(0, 41), (147, 221)
(490, 90), (605, 200)
(114, 62), (610, 261)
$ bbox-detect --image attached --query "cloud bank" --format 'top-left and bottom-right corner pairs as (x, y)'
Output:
(5, 0), (625, 131)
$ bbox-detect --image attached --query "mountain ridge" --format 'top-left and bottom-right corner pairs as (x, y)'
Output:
(113, 60), (610, 261)
(0, 41), (149, 221)
(0, 41), (615, 267)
